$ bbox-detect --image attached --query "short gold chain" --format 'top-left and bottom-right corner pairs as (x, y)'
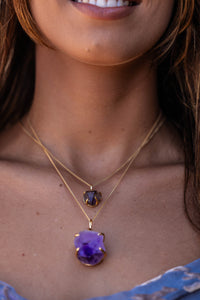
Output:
(21, 112), (164, 188)
(20, 113), (165, 228)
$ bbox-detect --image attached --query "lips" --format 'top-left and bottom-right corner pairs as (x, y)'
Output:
(70, 0), (141, 20)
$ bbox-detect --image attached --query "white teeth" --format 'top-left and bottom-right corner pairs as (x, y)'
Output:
(96, 0), (107, 7)
(75, 0), (130, 7)
(117, 0), (124, 6)
(107, 0), (117, 7)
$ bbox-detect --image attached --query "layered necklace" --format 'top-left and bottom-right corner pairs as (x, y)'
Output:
(20, 112), (165, 267)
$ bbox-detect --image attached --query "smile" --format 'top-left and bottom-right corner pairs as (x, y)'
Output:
(71, 0), (140, 8)
(70, 0), (141, 20)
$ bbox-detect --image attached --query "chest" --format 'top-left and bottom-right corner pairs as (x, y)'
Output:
(0, 166), (199, 300)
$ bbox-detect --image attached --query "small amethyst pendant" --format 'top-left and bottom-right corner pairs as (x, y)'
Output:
(74, 230), (106, 266)
(83, 190), (102, 207)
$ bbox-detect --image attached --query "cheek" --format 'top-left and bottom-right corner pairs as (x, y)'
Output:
(130, 0), (175, 57)
(30, 0), (174, 65)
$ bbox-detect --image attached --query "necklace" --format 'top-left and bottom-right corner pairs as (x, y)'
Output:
(21, 112), (164, 209)
(20, 113), (165, 266)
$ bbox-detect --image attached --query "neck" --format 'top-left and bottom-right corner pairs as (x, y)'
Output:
(27, 46), (160, 178)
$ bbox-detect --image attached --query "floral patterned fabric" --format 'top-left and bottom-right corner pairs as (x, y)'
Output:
(0, 259), (200, 300)
(88, 259), (200, 300)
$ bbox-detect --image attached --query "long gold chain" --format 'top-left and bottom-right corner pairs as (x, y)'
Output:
(21, 112), (164, 189)
(20, 113), (165, 229)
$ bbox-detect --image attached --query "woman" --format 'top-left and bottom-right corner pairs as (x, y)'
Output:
(0, 0), (200, 299)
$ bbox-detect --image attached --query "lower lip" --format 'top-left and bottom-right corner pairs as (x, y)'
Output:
(70, 1), (137, 20)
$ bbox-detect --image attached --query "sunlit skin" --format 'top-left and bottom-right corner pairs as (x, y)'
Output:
(0, 0), (200, 299)
(30, 0), (174, 65)
(27, 0), (174, 169)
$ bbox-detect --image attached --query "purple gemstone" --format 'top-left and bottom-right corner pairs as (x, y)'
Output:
(83, 190), (102, 207)
(74, 230), (106, 266)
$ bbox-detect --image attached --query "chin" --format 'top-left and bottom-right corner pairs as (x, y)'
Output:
(58, 42), (144, 67)
(71, 54), (137, 67)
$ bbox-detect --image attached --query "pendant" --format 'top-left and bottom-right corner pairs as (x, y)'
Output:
(74, 230), (106, 266)
(83, 190), (102, 207)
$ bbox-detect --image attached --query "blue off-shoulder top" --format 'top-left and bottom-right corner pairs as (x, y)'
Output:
(1, 259), (200, 300)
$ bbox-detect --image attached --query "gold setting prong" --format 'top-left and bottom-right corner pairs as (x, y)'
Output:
(98, 232), (105, 241)
(83, 191), (101, 207)
(85, 198), (98, 208)
(74, 233), (80, 237)
(94, 196), (99, 204)
(99, 247), (106, 255)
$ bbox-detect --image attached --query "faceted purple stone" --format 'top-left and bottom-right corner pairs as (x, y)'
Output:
(74, 230), (106, 266)
(83, 190), (102, 207)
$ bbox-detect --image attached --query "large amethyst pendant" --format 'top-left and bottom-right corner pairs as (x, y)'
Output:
(74, 230), (106, 266)
(83, 190), (102, 207)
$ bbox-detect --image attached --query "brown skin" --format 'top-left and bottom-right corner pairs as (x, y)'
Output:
(0, 0), (200, 299)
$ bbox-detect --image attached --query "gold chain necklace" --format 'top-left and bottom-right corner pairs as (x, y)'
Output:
(20, 112), (164, 209)
(20, 113), (165, 266)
